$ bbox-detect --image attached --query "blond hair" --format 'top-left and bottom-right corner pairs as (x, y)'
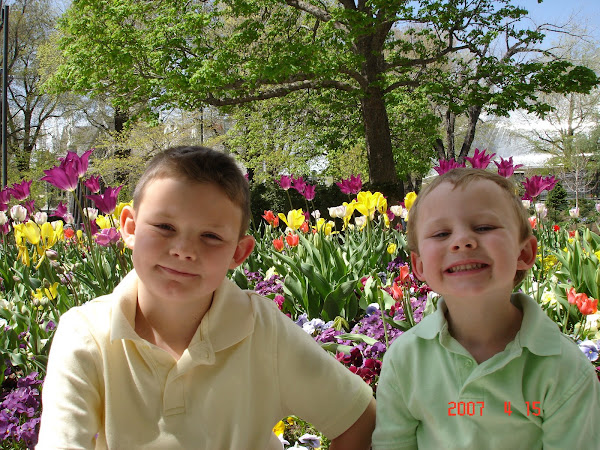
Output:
(407, 168), (532, 285)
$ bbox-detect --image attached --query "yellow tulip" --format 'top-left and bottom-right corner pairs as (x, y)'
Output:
(32, 282), (59, 301)
(40, 222), (58, 249)
(387, 243), (397, 254)
(52, 220), (65, 240)
(278, 209), (305, 231)
(355, 191), (387, 219)
(341, 200), (357, 229)
(20, 221), (41, 246)
(404, 192), (417, 211)
(314, 218), (335, 236)
(96, 215), (112, 230)
(76, 230), (83, 241)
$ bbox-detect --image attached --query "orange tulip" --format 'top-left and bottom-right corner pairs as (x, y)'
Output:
(273, 237), (284, 252)
(285, 233), (299, 247)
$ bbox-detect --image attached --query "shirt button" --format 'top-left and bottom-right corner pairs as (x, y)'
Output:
(465, 360), (472, 367)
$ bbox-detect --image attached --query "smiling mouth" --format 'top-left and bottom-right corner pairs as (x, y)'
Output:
(446, 263), (488, 273)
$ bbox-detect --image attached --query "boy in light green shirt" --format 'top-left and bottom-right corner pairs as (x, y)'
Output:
(373, 168), (600, 449)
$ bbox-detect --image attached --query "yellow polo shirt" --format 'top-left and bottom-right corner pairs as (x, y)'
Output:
(373, 293), (600, 449)
(37, 271), (372, 449)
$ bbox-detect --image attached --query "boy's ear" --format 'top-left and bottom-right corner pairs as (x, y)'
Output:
(517, 235), (538, 270)
(229, 235), (255, 270)
(120, 205), (136, 250)
(410, 251), (426, 282)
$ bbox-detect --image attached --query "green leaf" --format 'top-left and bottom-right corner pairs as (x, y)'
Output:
(336, 333), (378, 345)
(383, 316), (413, 331)
(320, 342), (354, 354)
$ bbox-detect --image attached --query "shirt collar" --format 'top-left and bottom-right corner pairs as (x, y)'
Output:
(110, 271), (255, 355)
(411, 292), (561, 356)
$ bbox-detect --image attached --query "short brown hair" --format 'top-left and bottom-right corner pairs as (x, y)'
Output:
(133, 146), (251, 235)
(406, 168), (533, 285)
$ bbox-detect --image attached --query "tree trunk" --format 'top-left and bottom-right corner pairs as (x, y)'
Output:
(360, 90), (404, 200)
(458, 105), (482, 163)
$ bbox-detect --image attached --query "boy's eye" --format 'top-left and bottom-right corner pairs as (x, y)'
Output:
(155, 224), (175, 231)
(431, 231), (449, 238)
(203, 233), (222, 241)
(475, 225), (495, 232)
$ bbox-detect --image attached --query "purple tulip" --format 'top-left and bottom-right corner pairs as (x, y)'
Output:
(8, 180), (32, 201)
(336, 175), (363, 195)
(522, 175), (556, 200)
(86, 185), (123, 214)
(54, 202), (68, 220)
(84, 175), (101, 193)
(465, 148), (496, 169)
(41, 150), (93, 192)
(292, 176), (306, 194)
(0, 188), (10, 211)
(494, 156), (523, 178)
(303, 184), (316, 201)
(433, 159), (465, 175)
(94, 227), (121, 247)
(60, 150), (93, 178)
(278, 175), (292, 190)
(41, 162), (80, 192)
(23, 200), (36, 215)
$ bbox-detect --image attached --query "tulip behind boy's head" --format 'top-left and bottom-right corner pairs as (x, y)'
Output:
(407, 168), (534, 287)
(133, 146), (251, 236)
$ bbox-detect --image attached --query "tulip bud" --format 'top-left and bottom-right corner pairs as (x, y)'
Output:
(43, 279), (51, 289)
(12, 275), (21, 282)
(46, 249), (59, 261)
(0, 211), (8, 226)
(521, 200), (531, 209)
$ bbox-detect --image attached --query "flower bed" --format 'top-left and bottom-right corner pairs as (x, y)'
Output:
(0, 149), (598, 449)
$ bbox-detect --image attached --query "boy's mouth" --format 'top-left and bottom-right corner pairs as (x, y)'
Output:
(446, 263), (488, 273)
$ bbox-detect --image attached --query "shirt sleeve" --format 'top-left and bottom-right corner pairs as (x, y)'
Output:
(372, 340), (419, 450)
(36, 308), (103, 449)
(273, 307), (373, 440)
(541, 359), (600, 449)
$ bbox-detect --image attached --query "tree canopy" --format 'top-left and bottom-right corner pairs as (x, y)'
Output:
(48, 0), (599, 190)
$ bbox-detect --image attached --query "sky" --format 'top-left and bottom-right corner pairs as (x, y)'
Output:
(514, 0), (600, 41)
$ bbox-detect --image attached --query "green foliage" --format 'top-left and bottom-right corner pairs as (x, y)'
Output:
(546, 181), (569, 221)
(47, 0), (599, 186)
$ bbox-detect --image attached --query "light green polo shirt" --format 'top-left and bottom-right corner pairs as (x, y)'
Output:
(373, 293), (600, 450)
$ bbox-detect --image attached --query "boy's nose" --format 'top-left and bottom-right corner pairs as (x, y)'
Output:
(170, 239), (197, 260)
(451, 232), (477, 251)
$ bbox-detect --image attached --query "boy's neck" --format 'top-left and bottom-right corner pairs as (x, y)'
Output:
(134, 288), (214, 360)
(444, 293), (523, 364)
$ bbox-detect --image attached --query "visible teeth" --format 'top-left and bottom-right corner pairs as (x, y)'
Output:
(448, 263), (485, 273)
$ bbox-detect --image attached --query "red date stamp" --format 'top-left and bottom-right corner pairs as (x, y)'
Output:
(448, 401), (542, 416)
(448, 401), (485, 416)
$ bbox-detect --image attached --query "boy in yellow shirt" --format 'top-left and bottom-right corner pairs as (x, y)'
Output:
(38, 146), (375, 449)
(374, 168), (599, 449)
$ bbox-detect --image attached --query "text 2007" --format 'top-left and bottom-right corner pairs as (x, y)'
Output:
(448, 401), (485, 416)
